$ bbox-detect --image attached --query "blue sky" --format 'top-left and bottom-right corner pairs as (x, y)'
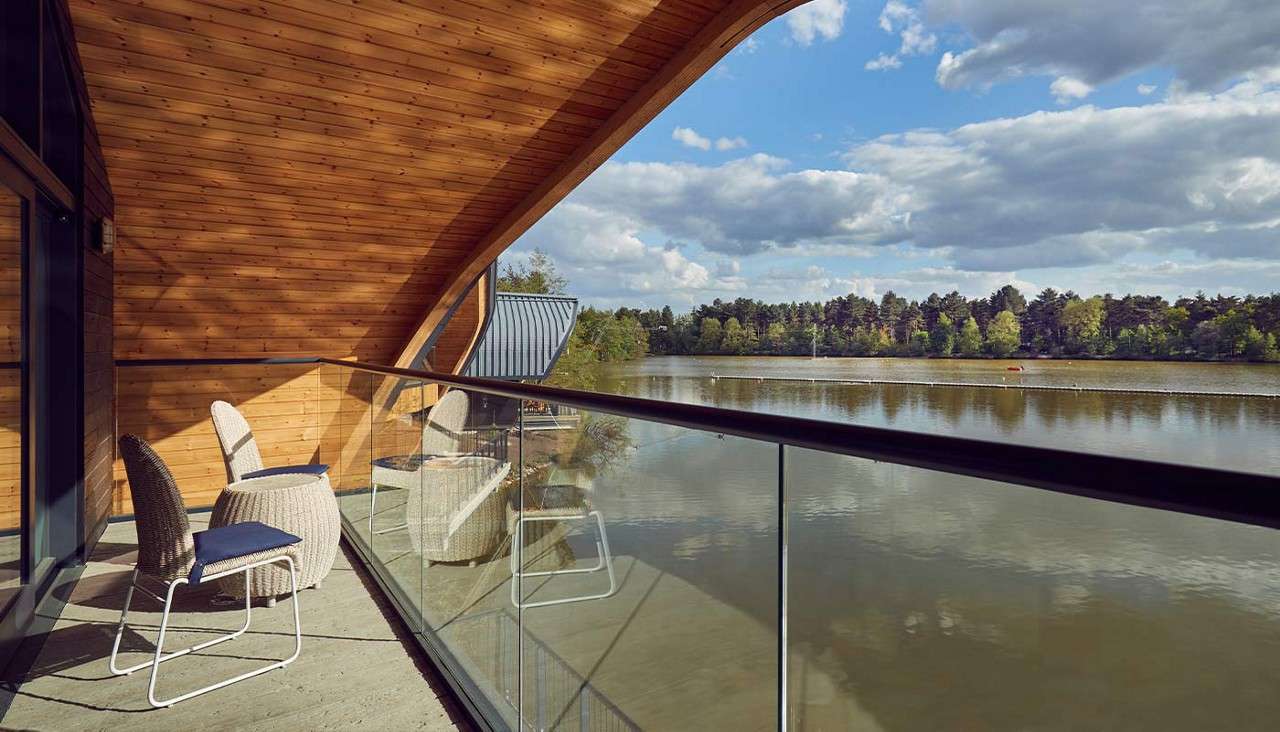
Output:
(507, 0), (1280, 309)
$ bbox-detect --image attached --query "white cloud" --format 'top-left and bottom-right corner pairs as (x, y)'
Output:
(844, 80), (1280, 268)
(1050, 76), (1093, 104)
(786, 0), (847, 47)
(555, 79), (1280, 277)
(838, 267), (1036, 302)
(866, 1), (937, 71)
(715, 136), (748, 151)
(736, 36), (760, 55)
(927, 0), (1280, 96)
(672, 126), (711, 150)
(865, 53), (902, 71)
(1137, 83), (1158, 96)
(674, 127), (748, 153)
(569, 153), (911, 255)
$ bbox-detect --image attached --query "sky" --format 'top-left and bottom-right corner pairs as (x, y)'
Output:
(504, 0), (1280, 310)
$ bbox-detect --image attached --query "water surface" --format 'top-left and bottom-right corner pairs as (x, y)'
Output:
(582, 357), (1280, 730)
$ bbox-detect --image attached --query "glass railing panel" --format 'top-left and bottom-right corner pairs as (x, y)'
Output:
(360, 374), (426, 624)
(515, 405), (780, 730)
(784, 446), (1280, 730)
(414, 386), (522, 728)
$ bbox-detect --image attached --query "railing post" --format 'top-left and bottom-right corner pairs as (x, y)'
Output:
(779, 443), (788, 732)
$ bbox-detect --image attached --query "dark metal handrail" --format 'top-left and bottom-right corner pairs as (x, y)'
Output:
(116, 356), (1280, 530)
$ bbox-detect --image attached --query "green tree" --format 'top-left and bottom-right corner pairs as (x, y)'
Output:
(720, 317), (750, 354)
(957, 316), (983, 356)
(496, 249), (567, 294)
(1242, 326), (1269, 361)
(696, 317), (723, 353)
(929, 313), (955, 356)
(908, 330), (930, 356)
(851, 325), (886, 356)
(761, 322), (786, 353)
(1061, 296), (1105, 354)
(546, 332), (598, 391)
(986, 310), (1021, 357)
(1192, 320), (1221, 359)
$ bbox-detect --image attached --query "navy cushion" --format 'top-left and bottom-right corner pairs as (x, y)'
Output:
(189, 521), (301, 585)
(241, 463), (329, 480)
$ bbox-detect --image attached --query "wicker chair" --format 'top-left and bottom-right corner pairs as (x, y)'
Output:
(211, 400), (329, 483)
(111, 434), (303, 708)
(368, 389), (469, 536)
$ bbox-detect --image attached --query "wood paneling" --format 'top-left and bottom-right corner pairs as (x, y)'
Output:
(66, 0), (801, 364)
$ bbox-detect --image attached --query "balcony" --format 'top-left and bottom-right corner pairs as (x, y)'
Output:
(12, 358), (1272, 729)
(3, 1), (1279, 729)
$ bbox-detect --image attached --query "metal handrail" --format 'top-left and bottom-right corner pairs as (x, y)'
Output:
(116, 356), (1280, 530)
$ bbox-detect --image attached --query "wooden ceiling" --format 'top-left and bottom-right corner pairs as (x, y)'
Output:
(69, 0), (804, 362)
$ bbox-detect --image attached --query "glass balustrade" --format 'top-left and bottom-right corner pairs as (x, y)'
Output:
(314, 362), (1279, 731)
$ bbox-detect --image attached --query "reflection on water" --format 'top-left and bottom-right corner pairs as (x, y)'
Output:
(589, 356), (1280, 730)
(605, 356), (1280, 472)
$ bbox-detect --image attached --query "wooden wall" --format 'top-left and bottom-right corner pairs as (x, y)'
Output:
(0, 195), (20, 534)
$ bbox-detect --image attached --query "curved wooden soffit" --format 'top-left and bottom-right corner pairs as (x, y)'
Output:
(394, 0), (810, 368)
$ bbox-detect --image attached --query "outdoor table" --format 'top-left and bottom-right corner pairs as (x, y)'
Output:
(211, 472), (340, 604)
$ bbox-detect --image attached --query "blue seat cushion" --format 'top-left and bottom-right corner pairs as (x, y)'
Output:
(241, 463), (329, 480)
(189, 521), (301, 585)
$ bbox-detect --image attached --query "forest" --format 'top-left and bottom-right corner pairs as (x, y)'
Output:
(497, 253), (1280, 371)
(628, 287), (1280, 362)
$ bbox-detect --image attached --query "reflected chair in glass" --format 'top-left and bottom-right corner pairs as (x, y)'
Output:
(368, 388), (469, 536)
(405, 455), (512, 565)
(112, 435), (303, 708)
(510, 483), (617, 609)
(211, 400), (329, 482)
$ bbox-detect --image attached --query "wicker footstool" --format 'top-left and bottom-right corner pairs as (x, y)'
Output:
(211, 472), (340, 603)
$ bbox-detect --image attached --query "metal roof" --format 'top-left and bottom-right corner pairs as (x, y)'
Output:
(463, 292), (578, 381)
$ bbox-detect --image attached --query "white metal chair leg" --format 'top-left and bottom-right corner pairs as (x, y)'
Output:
(511, 511), (617, 609)
(368, 482), (408, 536)
(106, 555), (301, 708)
(110, 568), (254, 676)
(109, 568), (141, 675)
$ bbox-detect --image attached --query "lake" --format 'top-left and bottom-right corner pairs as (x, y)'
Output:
(562, 356), (1280, 729)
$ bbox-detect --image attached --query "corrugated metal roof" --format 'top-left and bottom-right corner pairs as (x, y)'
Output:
(463, 292), (578, 381)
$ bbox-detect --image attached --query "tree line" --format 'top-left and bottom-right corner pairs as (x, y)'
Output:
(622, 286), (1280, 362)
(497, 252), (1280, 366)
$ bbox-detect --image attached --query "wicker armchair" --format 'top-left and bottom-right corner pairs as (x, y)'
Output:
(211, 400), (328, 483)
(111, 434), (303, 708)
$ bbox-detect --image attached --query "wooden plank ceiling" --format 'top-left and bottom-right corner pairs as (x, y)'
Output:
(69, 0), (800, 362)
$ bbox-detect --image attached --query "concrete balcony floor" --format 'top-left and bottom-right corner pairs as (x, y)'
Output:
(0, 515), (471, 731)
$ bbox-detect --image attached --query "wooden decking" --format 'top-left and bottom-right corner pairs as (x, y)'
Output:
(0, 515), (471, 731)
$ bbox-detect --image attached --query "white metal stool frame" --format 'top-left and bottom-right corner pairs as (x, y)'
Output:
(109, 554), (303, 708)
(510, 510), (617, 609)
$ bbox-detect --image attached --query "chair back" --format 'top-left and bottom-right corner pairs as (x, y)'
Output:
(118, 434), (195, 581)
(211, 400), (265, 482)
(423, 389), (469, 455)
